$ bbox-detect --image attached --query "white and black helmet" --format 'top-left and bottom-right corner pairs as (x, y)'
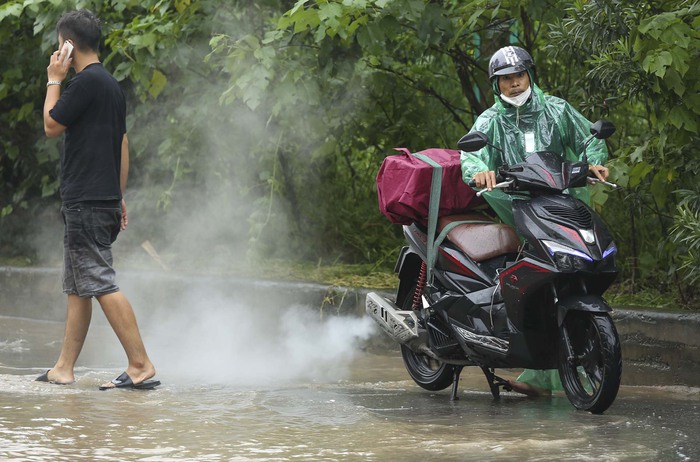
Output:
(488, 46), (534, 80)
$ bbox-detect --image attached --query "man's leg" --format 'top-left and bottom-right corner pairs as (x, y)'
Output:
(97, 290), (156, 387)
(47, 294), (93, 384)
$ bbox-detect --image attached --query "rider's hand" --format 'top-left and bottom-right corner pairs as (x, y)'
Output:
(589, 165), (609, 181)
(473, 171), (497, 191)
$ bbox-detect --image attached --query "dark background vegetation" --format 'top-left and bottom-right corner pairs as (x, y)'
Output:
(1, 0), (698, 308)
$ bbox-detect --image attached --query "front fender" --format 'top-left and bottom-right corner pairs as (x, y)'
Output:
(557, 295), (612, 326)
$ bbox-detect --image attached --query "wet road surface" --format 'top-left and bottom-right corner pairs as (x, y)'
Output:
(1, 314), (699, 461)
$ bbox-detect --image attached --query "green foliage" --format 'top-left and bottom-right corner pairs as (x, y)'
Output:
(671, 189), (700, 288)
(634, 4), (700, 139)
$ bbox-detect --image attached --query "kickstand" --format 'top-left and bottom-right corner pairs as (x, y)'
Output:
(450, 366), (464, 401)
(481, 366), (512, 400)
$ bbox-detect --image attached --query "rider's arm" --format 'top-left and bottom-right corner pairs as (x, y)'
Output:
(460, 146), (487, 174)
(561, 102), (609, 180)
(461, 150), (498, 190)
(584, 130), (608, 167)
(460, 115), (500, 190)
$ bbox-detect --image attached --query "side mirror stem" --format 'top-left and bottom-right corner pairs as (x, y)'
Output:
(581, 135), (594, 164)
(487, 142), (508, 169)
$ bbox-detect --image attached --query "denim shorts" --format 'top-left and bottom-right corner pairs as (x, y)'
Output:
(61, 201), (121, 297)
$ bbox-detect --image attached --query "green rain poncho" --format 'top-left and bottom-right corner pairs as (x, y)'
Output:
(460, 83), (609, 392)
(460, 83), (608, 227)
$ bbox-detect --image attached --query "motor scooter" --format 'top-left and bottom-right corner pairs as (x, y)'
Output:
(366, 120), (622, 414)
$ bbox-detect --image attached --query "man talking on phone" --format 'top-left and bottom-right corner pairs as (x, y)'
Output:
(40, 9), (159, 390)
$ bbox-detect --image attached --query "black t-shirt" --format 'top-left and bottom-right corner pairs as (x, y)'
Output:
(49, 63), (126, 204)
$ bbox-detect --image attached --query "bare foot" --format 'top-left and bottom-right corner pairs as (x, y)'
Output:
(507, 380), (551, 397)
(100, 366), (156, 389)
(36, 368), (75, 385)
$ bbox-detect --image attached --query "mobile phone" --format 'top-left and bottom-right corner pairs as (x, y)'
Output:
(61, 41), (74, 66)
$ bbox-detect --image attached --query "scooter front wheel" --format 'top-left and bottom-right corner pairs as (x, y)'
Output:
(400, 344), (456, 391)
(558, 311), (622, 414)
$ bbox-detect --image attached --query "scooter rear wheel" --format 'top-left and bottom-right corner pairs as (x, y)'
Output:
(558, 311), (622, 414)
(398, 282), (456, 392)
(400, 344), (456, 391)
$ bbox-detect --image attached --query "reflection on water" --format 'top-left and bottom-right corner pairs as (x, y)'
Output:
(1, 315), (699, 461)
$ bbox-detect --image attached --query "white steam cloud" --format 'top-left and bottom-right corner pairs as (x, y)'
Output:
(143, 288), (377, 387)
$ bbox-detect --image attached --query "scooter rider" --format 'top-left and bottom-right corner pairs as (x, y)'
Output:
(460, 46), (611, 396)
(461, 45), (609, 228)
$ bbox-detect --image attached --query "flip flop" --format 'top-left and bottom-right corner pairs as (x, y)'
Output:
(35, 369), (74, 385)
(99, 371), (161, 391)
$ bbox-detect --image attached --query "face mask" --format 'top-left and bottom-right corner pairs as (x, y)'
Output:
(500, 85), (532, 107)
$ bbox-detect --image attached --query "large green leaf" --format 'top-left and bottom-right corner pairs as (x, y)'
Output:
(642, 50), (672, 78)
(149, 69), (167, 98)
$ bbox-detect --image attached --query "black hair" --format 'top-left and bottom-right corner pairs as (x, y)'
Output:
(56, 9), (101, 53)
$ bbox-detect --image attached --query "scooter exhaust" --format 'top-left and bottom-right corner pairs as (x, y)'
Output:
(365, 292), (419, 343)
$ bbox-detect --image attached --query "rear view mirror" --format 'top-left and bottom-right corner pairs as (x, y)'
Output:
(590, 120), (616, 139)
(457, 131), (489, 152)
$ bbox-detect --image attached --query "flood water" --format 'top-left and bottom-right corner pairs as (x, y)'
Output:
(1, 313), (699, 461)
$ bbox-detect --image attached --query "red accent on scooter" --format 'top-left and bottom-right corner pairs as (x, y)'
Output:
(499, 260), (550, 281)
(439, 247), (481, 280)
(558, 224), (586, 247)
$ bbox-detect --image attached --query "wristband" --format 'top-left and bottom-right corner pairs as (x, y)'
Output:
(47, 80), (62, 87)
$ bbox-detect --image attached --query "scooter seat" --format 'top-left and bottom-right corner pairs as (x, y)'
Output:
(438, 213), (521, 262)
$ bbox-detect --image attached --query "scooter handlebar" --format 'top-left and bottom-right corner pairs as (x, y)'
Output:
(475, 179), (514, 197)
(587, 176), (619, 189)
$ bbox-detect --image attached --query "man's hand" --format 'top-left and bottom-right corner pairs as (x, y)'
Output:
(120, 199), (129, 231)
(44, 44), (72, 137)
(47, 45), (72, 83)
(589, 165), (609, 181)
(473, 171), (497, 191)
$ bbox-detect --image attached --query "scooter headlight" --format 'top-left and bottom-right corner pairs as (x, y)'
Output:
(542, 240), (593, 271)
